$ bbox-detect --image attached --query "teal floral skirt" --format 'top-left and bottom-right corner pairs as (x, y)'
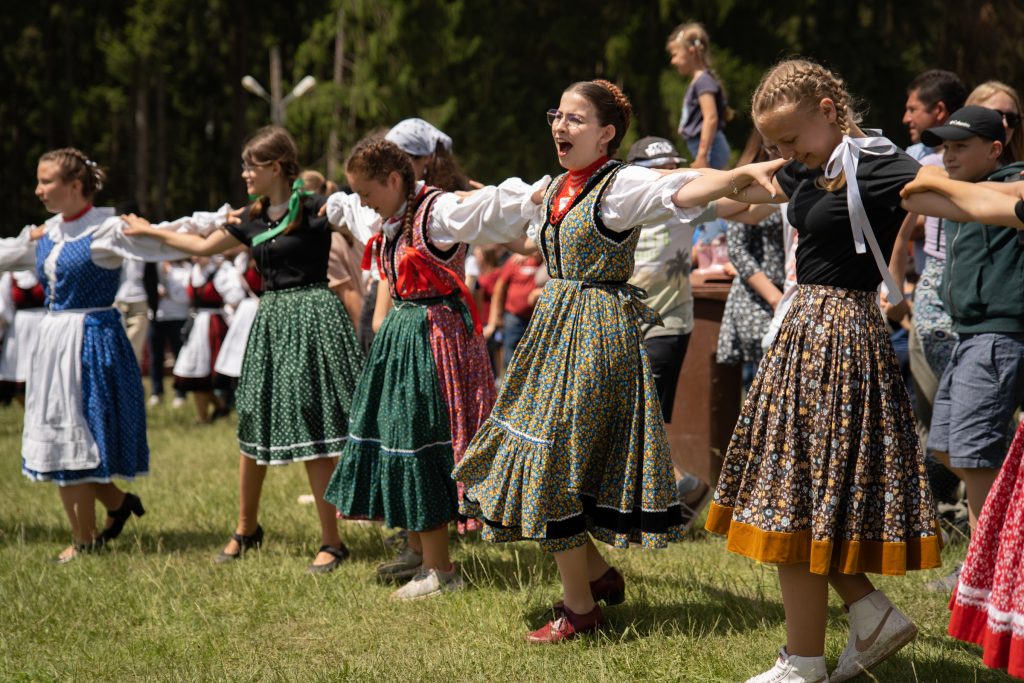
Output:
(454, 280), (684, 552)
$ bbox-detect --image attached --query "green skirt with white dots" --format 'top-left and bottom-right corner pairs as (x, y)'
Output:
(235, 284), (364, 464)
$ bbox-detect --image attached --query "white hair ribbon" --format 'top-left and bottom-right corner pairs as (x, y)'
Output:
(823, 131), (903, 304)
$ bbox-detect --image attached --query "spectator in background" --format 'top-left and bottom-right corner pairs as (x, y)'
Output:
(474, 245), (505, 373)
(903, 69), (969, 160)
(147, 260), (190, 408)
(487, 251), (544, 371)
(666, 22), (732, 169)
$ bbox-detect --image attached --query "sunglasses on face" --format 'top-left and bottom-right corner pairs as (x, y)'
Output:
(996, 110), (1021, 128)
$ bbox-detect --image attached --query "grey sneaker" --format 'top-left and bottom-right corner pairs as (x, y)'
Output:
(677, 475), (712, 534)
(831, 591), (917, 683)
(924, 563), (962, 593)
(390, 564), (465, 601)
(375, 546), (423, 582)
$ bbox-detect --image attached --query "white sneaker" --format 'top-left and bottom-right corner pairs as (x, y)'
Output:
(171, 396), (186, 409)
(831, 591), (917, 683)
(390, 564), (464, 601)
(147, 394), (161, 408)
(747, 647), (829, 683)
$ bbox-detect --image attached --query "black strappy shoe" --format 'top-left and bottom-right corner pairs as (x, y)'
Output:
(214, 525), (264, 564)
(306, 543), (350, 574)
(100, 492), (146, 542)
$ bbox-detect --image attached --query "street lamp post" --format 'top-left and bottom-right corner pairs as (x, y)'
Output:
(242, 46), (316, 125)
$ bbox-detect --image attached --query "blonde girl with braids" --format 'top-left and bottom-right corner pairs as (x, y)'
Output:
(321, 138), (539, 599)
(661, 58), (1008, 681)
(0, 148), (233, 562)
(124, 126), (364, 573)
(452, 79), (782, 642)
(667, 22), (732, 169)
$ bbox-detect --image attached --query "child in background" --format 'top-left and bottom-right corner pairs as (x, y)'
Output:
(666, 22), (732, 169)
(917, 107), (1024, 585)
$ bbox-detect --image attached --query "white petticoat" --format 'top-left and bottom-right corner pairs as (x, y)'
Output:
(214, 297), (258, 378)
(0, 308), (46, 382)
(173, 309), (216, 378)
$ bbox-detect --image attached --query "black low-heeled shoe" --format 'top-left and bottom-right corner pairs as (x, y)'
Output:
(100, 492), (145, 542)
(214, 525), (264, 564)
(306, 543), (350, 575)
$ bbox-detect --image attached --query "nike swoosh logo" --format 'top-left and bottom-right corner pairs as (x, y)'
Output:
(855, 606), (892, 652)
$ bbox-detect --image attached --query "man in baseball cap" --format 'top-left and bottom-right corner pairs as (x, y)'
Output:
(626, 136), (686, 168)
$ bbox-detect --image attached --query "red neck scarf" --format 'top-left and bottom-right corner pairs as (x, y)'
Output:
(548, 156), (609, 225)
(62, 204), (93, 222)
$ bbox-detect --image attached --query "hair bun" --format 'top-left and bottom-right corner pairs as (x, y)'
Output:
(591, 79), (633, 131)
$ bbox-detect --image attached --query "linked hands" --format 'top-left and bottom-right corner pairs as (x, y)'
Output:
(900, 165), (949, 199)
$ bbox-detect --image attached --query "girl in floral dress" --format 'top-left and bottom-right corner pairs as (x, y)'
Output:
(322, 138), (535, 600)
(453, 79), (782, 643)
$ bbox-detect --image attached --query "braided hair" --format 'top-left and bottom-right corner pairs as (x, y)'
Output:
(346, 138), (418, 243)
(752, 59), (860, 191)
(564, 80), (633, 157)
(38, 148), (106, 199)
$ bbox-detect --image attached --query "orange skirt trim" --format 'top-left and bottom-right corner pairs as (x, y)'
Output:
(705, 502), (943, 576)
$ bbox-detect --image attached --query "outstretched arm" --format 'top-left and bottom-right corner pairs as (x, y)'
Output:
(122, 214), (243, 255)
(672, 158), (788, 208)
(900, 169), (1024, 229)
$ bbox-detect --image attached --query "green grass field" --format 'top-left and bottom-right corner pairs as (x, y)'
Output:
(0, 393), (1011, 682)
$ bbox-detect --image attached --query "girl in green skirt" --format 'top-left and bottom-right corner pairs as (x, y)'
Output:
(123, 126), (363, 573)
(323, 138), (538, 600)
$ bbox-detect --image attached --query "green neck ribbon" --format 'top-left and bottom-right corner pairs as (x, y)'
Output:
(251, 179), (313, 247)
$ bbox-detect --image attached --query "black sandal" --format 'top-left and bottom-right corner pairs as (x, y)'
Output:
(306, 543), (350, 574)
(214, 525), (264, 564)
(100, 492), (145, 542)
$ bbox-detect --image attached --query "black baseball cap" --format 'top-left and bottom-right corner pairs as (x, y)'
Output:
(921, 105), (1006, 147)
(627, 136), (685, 167)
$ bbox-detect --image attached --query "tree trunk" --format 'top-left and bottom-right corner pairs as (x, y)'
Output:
(134, 79), (149, 215)
(327, 3), (345, 181)
(155, 71), (167, 220)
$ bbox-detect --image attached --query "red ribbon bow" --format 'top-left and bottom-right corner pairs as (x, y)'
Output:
(395, 249), (482, 335)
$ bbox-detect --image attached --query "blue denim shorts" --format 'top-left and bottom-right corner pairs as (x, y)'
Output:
(928, 332), (1024, 468)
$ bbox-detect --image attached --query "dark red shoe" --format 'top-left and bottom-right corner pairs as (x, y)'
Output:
(589, 567), (626, 605)
(554, 567), (626, 610)
(526, 604), (604, 644)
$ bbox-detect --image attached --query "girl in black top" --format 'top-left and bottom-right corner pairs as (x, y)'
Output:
(670, 59), (999, 683)
(124, 126), (362, 574)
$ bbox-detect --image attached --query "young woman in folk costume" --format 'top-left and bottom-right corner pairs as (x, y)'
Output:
(322, 137), (536, 599)
(172, 255), (246, 423)
(0, 148), (230, 562)
(326, 119), (490, 571)
(676, 59), (1013, 682)
(123, 126), (363, 573)
(451, 79), (782, 642)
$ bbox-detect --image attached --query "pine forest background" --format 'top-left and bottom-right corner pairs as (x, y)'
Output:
(4, 0), (1024, 229)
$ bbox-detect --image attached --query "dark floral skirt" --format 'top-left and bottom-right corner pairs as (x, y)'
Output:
(706, 284), (942, 575)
